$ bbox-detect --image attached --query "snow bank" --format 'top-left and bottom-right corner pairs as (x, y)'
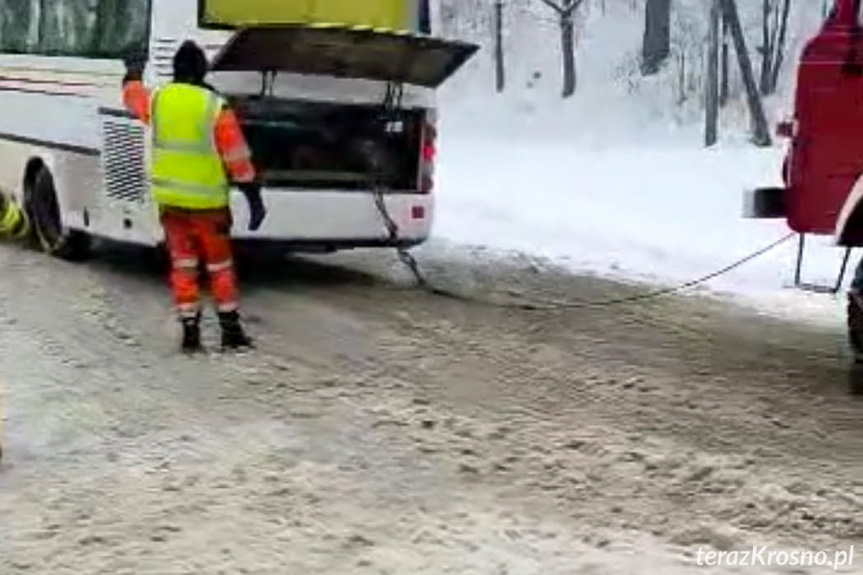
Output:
(434, 127), (851, 328)
(430, 0), (852, 328)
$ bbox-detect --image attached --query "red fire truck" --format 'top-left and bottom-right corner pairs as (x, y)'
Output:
(746, 0), (863, 360)
(748, 0), (863, 250)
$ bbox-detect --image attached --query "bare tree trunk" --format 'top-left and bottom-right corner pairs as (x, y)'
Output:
(721, 0), (772, 146)
(706, 0), (721, 146)
(759, 0), (774, 94)
(537, 0), (584, 97)
(641, 0), (671, 75)
(561, 13), (576, 97)
(494, 0), (505, 92)
(767, 0), (792, 93)
(720, 15), (730, 106)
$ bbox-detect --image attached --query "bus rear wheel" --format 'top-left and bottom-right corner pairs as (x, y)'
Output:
(26, 166), (91, 261)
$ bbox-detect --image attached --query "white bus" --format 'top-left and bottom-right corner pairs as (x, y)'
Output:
(0, 0), (477, 259)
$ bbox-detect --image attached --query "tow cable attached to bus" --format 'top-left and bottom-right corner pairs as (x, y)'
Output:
(370, 82), (795, 312)
(370, 81), (469, 301)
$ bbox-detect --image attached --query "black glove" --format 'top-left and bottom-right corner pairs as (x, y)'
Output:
(122, 53), (146, 84)
(239, 182), (266, 232)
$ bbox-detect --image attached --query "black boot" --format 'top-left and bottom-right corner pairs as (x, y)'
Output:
(219, 311), (253, 350)
(181, 313), (203, 354)
(848, 291), (863, 362)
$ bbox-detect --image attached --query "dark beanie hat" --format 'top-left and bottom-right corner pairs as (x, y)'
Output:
(173, 40), (208, 83)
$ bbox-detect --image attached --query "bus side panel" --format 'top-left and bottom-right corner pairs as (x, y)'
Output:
(89, 111), (162, 246)
(50, 150), (102, 229)
(0, 139), (33, 203)
(0, 55), (103, 224)
(0, 139), (112, 241)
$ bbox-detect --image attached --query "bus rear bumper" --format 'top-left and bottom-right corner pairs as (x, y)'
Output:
(227, 188), (434, 249)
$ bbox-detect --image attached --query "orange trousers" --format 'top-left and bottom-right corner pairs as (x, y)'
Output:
(160, 207), (239, 319)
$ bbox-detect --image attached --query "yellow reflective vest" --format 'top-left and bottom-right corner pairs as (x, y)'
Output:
(149, 83), (230, 210)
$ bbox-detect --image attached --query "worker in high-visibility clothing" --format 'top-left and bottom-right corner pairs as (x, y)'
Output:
(0, 191), (28, 240)
(122, 41), (267, 353)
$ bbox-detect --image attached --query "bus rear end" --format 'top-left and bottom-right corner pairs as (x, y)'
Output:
(222, 82), (438, 249)
(200, 4), (475, 250)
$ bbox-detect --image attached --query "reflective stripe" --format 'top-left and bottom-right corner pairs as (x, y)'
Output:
(207, 260), (233, 273)
(151, 178), (226, 198)
(177, 303), (201, 318)
(156, 139), (214, 154)
(173, 258), (199, 270)
(217, 302), (239, 312)
(221, 145), (252, 164)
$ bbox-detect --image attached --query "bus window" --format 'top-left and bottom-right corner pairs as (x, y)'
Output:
(0, 0), (150, 58)
(0, 0), (39, 54)
(89, 0), (151, 57)
(39, 0), (101, 56)
(419, 0), (431, 33)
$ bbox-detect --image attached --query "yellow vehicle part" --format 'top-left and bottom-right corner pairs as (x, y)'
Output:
(201, 0), (416, 31)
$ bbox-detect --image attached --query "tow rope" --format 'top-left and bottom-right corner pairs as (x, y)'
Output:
(371, 83), (798, 311)
(373, 192), (796, 311)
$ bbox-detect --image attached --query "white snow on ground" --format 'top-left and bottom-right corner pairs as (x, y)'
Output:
(427, 0), (857, 329)
(434, 125), (852, 329)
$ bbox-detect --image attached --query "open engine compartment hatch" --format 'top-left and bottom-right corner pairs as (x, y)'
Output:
(209, 24), (479, 89)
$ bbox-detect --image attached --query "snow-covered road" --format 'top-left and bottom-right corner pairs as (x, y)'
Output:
(2, 241), (862, 574)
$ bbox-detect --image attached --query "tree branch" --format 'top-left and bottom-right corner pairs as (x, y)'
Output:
(769, 0), (781, 57)
(537, 0), (565, 15)
(563, 0), (587, 18)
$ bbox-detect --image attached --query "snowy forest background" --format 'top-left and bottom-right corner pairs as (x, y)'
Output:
(0, 0), (838, 147)
(0, 0), (850, 307)
(436, 0), (833, 146)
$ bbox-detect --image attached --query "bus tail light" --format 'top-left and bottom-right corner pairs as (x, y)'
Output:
(419, 116), (437, 194)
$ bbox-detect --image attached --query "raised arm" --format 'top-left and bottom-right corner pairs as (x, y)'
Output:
(121, 57), (151, 125)
(122, 80), (152, 125)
